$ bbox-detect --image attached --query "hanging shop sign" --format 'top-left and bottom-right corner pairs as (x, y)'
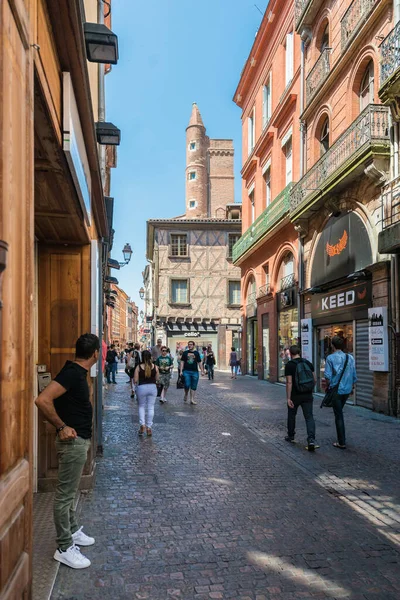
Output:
(63, 73), (92, 226)
(311, 280), (372, 319)
(368, 307), (389, 371)
(311, 212), (372, 287)
(300, 319), (313, 362)
(277, 288), (297, 312)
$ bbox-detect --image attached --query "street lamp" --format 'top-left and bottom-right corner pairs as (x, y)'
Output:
(122, 243), (133, 264)
(139, 287), (145, 300)
(84, 22), (119, 65)
(95, 122), (121, 145)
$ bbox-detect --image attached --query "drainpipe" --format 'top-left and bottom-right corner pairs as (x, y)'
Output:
(98, 0), (106, 185)
(394, 122), (399, 179)
(300, 28), (311, 178)
(97, 0), (105, 454)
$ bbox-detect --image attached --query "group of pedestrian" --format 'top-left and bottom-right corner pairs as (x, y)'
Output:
(34, 327), (357, 573)
(284, 336), (357, 451)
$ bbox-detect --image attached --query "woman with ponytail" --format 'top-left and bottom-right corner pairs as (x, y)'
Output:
(134, 350), (159, 436)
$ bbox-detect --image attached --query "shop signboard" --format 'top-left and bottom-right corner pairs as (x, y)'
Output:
(311, 280), (372, 319)
(311, 212), (372, 287)
(63, 73), (92, 226)
(368, 307), (389, 371)
(301, 319), (313, 362)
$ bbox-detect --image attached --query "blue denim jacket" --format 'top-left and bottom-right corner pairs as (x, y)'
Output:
(324, 350), (357, 395)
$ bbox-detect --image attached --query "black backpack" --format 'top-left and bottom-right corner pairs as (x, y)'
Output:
(294, 359), (315, 393)
(106, 350), (114, 363)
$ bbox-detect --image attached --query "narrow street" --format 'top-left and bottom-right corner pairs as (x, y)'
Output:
(52, 369), (400, 600)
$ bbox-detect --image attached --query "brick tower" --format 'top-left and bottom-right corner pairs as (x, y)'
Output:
(185, 103), (209, 217)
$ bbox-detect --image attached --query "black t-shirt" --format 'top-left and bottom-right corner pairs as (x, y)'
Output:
(106, 349), (118, 364)
(54, 361), (92, 439)
(285, 358), (314, 402)
(181, 350), (201, 372)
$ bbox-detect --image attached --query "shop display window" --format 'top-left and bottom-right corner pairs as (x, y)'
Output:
(278, 308), (299, 382)
(316, 323), (353, 392)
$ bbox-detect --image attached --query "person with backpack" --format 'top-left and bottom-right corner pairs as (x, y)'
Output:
(126, 342), (142, 398)
(284, 345), (317, 451)
(324, 336), (357, 450)
(205, 348), (216, 380)
(106, 344), (118, 384)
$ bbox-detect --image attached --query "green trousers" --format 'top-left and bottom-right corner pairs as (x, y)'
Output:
(54, 436), (90, 550)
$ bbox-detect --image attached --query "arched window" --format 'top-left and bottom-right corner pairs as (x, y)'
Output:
(278, 252), (295, 290)
(246, 277), (256, 304)
(320, 118), (329, 155)
(359, 61), (374, 112)
(320, 24), (329, 52)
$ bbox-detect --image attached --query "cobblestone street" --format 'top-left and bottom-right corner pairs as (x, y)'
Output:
(52, 369), (400, 600)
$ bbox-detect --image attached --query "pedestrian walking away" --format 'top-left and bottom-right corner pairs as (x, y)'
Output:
(127, 342), (142, 398)
(181, 340), (204, 405)
(106, 344), (118, 384)
(285, 345), (317, 451)
(134, 350), (159, 436)
(125, 342), (134, 383)
(205, 348), (216, 380)
(35, 333), (99, 569)
(229, 347), (238, 378)
(324, 336), (357, 449)
(155, 346), (173, 402)
(151, 338), (163, 362)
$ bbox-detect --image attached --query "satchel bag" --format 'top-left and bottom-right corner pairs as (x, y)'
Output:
(321, 354), (349, 408)
(176, 374), (185, 389)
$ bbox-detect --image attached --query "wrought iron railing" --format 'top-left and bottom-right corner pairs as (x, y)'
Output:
(341, 0), (377, 51)
(258, 284), (271, 298)
(280, 273), (296, 291)
(306, 48), (331, 105)
(380, 21), (400, 87)
(246, 291), (257, 305)
(290, 104), (390, 214)
(295, 0), (312, 26)
(232, 183), (293, 263)
(381, 176), (400, 230)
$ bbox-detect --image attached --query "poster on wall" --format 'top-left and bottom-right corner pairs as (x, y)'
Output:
(368, 307), (389, 371)
(301, 319), (313, 362)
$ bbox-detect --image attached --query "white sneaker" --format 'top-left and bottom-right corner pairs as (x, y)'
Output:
(72, 526), (95, 546)
(54, 544), (91, 569)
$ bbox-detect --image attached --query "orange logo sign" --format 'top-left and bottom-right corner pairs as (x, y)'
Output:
(326, 230), (348, 257)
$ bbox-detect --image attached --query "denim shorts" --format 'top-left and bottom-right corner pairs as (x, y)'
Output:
(183, 370), (199, 390)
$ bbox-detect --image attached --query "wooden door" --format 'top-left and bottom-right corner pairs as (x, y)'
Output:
(0, 1), (34, 598)
(37, 245), (94, 490)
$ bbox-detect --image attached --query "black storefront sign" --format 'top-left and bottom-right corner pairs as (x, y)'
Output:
(311, 212), (372, 287)
(311, 280), (372, 319)
(277, 288), (297, 312)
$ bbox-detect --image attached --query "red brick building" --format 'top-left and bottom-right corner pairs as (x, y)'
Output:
(233, 0), (301, 381)
(234, 0), (398, 414)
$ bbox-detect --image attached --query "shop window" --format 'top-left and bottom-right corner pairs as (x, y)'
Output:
(228, 281), (241, 306)
(359, 60), (374, 112)
(171, 279), (189, 304)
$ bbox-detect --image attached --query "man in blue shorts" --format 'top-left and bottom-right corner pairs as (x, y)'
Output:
(180, 340), (204, 405)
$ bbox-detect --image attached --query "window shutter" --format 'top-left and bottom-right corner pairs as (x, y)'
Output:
(285, 32), (293, 84)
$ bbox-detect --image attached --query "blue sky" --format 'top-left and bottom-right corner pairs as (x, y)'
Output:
(106, 0), (268, 307)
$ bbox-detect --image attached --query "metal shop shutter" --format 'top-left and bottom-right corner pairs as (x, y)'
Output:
(355, 320), (373, 409)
